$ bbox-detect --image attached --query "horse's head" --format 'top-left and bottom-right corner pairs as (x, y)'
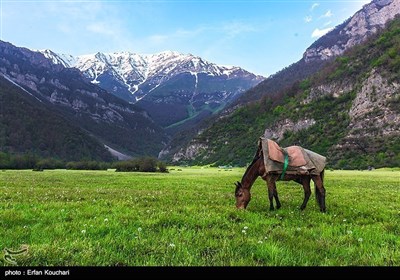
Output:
(234, 181), (251, 209)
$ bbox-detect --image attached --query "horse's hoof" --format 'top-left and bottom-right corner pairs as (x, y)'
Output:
(276, 204), (281, 209)
(300, 206), (306, 211)
(320, 208), (326, 213)
(269, 207), (274, 211)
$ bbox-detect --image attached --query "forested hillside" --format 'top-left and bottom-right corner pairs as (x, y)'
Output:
(0, 75), (113, 166)
(172, 17), (400, 169)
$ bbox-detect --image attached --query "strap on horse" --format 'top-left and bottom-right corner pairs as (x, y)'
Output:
(280, 152), (289, 180)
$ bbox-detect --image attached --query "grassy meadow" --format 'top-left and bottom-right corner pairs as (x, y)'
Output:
(0, 167), (399, 266)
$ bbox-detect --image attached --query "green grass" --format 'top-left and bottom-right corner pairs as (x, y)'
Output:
(1, 168), (399, 266)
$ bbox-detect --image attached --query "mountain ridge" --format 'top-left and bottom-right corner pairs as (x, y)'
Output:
(40, 49), (265, 103)
(233, 0), (400, 107)
(304, 0), (400, 62)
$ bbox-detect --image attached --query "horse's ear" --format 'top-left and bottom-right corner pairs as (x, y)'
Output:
(234, 182), (242, 196)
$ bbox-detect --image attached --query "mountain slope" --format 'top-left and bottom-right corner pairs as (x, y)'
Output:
(304, 0), (400, 62)
(235, 0), (400, 106)
(41, 50), (264, 131)
(159, 0), (400, 160)
(0, 41), (168, 158)
(171, 16), (400, 169)
(0, 75), (113, 161)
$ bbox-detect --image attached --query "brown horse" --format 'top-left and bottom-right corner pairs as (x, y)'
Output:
(234, 142), (326, 212)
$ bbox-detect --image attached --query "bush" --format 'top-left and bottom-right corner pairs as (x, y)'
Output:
(35, 158), (64, 170)
(114, 157), (168, 172)
(66, 161), (108, 170)
(139, 157), (157, 172)
(113, 160), (140, 172)
(158, 161), (168, 173)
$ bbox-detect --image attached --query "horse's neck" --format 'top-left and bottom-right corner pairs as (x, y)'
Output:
(241, 157), (262, 191)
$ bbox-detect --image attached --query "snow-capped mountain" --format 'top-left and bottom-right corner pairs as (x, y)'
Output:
(40, 50), (264, 131)
(41, 50), (262, 100)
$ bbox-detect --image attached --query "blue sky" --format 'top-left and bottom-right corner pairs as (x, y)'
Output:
(1, 0), (370, 77)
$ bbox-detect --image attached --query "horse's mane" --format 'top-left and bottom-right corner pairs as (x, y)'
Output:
(241, 141), (263, 183)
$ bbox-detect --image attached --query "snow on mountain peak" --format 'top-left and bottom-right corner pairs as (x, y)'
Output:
(40, 49), (77, 68)
(40, 49), (247, 79)
(39, 49), (263, 100)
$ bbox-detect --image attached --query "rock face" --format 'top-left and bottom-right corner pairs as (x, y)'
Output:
(263, 118), (317, 141)
(266, 70), (399, 144)
(304, 0), (400, 62)
(347, 71), (400, 138)
(0, 40), (168, 157)
(171, 143), (209, 162)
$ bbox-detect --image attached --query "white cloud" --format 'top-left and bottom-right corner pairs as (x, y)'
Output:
(148, 34), (168, 44)
(147, 21), (257, 47)
(310, 3), (320, 11)
(57, 23), (72, 34)
(320, 10), (333, 18)
(311, 27), (333, 38)
(147, 26), (205, 45)
(86, 22), (117, 36)
(222, 21), (257, 38)
(323, 21), (332, 27)
(304, 16), (312, 23)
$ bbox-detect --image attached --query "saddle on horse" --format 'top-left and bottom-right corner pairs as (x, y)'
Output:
(266, 139), (307, 167)
(259, 137), (326, 176)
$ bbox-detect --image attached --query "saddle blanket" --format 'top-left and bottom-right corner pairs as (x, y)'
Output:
(259, 137), (326, 176)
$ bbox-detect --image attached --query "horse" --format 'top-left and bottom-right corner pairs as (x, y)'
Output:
(234, 139), (326, 212)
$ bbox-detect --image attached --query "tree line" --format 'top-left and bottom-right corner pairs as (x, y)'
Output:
(0, 152), (168, 172)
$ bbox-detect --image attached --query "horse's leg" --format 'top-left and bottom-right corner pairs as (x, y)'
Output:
(273, 181), (281, 209)
(266, 176), (276, 210)
(300, 176), (311, 210)
(312, 174), (326, 212)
